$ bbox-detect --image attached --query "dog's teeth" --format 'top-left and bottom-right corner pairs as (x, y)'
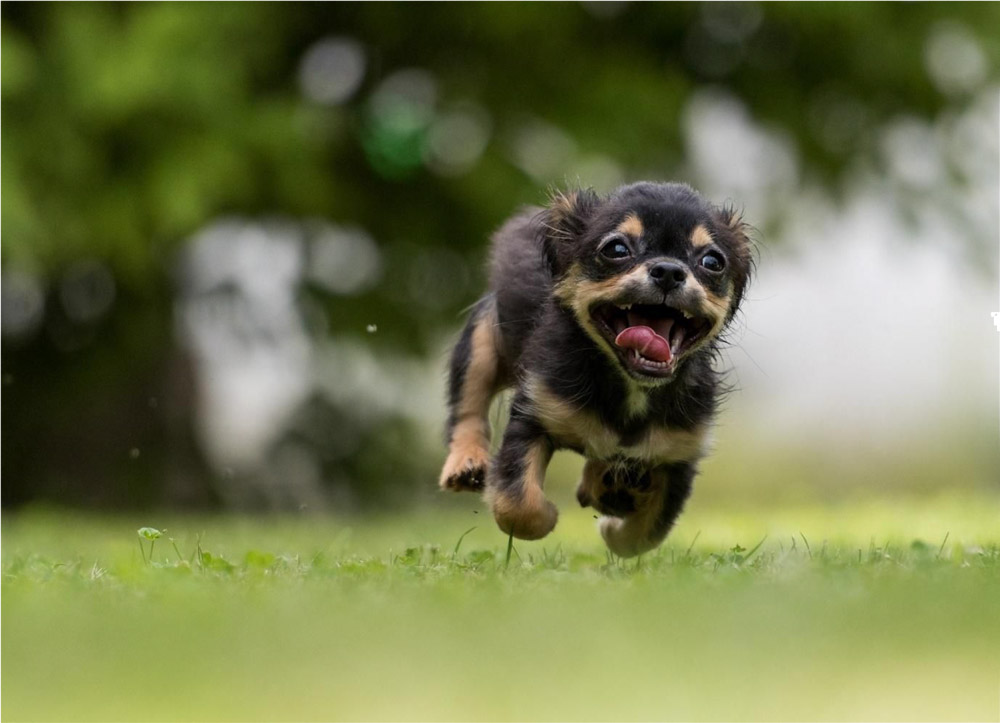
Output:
(682, 310), (693, 320)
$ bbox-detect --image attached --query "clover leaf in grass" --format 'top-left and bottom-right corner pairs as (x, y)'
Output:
(137, 527), (165, 564)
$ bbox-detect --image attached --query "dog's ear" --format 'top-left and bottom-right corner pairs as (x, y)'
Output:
(714, 203), (754, 314)
(541, 188), (600, 277)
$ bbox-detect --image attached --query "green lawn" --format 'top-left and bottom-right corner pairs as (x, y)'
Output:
(3, 491), (999, 722)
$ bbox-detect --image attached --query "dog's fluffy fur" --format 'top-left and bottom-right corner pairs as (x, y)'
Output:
(440, 182), (752, 556)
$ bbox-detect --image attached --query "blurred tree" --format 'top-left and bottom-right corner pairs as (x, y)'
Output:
(2, 3), (997, 509)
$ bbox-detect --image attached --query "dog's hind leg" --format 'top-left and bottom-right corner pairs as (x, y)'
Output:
(599, 462), (695, 557)
(440, 296), (502, 492)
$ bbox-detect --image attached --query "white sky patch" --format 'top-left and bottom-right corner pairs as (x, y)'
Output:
(726, 187), (999, 446)
(178, 220), (313, 474)
(880, 116), (945, 191)
(683, 88), (798, 219)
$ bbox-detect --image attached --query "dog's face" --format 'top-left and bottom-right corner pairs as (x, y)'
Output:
(545, 183), (752, 385)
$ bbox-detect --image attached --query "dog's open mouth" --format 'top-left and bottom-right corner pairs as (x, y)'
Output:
(591, 302), (711, 377)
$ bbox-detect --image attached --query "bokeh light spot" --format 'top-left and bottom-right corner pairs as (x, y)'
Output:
(1, 269), (46, 341)
(362, 69), (439, 178)
(59, 259), (116, 324)
(509, 120), (577, 182)
(424, 103), (492, 177)
(308, 226), (382, 296)
(298, 37), (367, 105)
(924, 22), (987, 96)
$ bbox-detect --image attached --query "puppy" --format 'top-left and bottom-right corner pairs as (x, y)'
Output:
(439, 182), (752, 557)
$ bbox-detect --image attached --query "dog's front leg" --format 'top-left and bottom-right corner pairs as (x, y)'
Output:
(440, 298), (500, 492)
(599, 461), (695, 557)
(486, 399), (557, 540)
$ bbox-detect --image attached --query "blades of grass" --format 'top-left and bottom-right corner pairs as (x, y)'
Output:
(453, 526), (477, 558)
(684, 530), (702, 559)
(936, 531), (950, 559)
(743, 535), (768, 563)
(504, 530), (514, 569)
(799, 532), (813, 559)
(137, 537), (146, 566)
(170, 539), (184, 563)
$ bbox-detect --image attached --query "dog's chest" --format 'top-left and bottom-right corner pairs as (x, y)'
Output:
(525, 377), (707, 464)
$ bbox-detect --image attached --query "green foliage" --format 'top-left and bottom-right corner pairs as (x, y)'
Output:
(4, 2), (998, 283)
(3, 3), (998, 510)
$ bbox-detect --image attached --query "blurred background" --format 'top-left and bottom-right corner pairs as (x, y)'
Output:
(3, 2), (998, 514)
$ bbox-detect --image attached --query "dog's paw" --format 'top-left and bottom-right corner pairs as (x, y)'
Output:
(599, 515), (657, 558)
(579, 460), (654, 517)
(439, 445), (490, 491)
(489, 487), (558, 540)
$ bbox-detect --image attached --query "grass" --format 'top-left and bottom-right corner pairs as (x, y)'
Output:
(3, 491), (1000, 722)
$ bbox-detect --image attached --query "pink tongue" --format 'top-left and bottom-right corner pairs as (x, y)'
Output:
(614, 325), (672, 363)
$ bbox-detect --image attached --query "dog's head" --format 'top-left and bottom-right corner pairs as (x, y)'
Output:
(544, 182), (752, 385)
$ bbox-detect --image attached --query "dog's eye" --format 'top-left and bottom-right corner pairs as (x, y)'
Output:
(600, 238), (631, 260)
(700, 251), (725, 272)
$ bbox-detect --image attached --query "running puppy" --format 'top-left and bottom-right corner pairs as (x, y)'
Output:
(440, 182), (752, 556)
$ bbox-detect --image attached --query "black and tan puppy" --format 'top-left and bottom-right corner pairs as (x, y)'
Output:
(440, 182), (752, 556)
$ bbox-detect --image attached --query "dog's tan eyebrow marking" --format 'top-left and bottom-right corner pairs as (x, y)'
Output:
(690, 225), (715, 249)
(616, 213), (644, 239)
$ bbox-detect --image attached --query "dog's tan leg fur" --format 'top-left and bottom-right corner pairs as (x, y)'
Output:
(599, 484), (667, 558)
(440, 306), (500, 491)
(487, 439), (557, 540)
(575, 458), (608, 507)
(577, 460), (667, 556)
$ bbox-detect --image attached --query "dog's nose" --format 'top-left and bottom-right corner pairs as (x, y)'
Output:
(648, 261), (687, 292)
